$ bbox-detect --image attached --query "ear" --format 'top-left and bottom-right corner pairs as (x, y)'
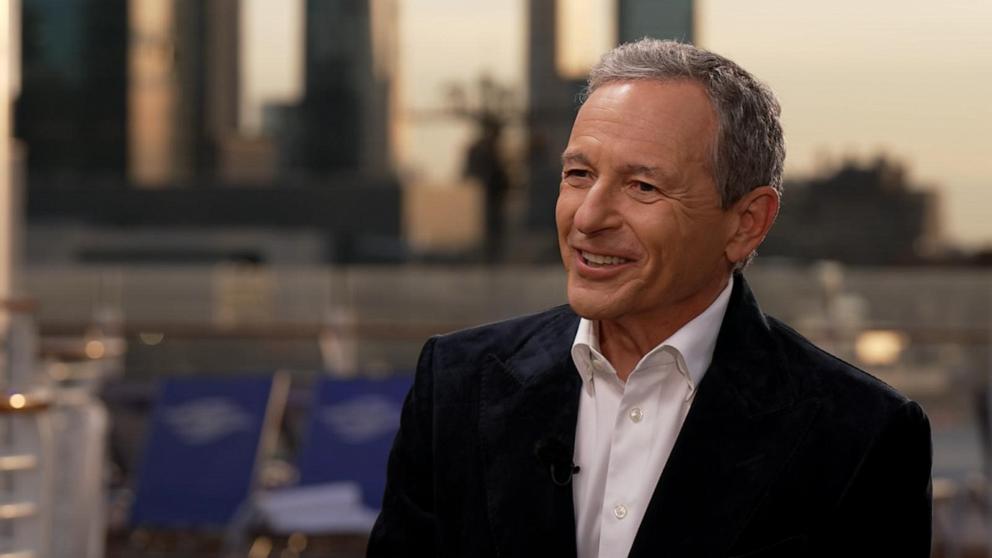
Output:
(724, 186), (780, 266)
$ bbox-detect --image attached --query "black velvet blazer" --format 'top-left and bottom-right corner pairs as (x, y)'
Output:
(368, 275), (932, 557)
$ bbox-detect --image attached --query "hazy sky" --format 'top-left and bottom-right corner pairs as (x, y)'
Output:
(700, 0), (992, 248)
(243, 0), (991, 247)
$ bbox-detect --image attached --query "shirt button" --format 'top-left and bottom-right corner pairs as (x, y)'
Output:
(613, 504), (628, 519)
(629, 407), (643, 423)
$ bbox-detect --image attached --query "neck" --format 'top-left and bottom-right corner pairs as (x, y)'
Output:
(599, 273), (730, 382)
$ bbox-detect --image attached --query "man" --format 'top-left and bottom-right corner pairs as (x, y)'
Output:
(369, 39), (932, 557)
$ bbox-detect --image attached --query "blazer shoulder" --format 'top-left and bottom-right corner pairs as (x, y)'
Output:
(765, 315), (914, 417)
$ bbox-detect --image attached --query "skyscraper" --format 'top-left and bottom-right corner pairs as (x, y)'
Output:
(617, 0), (694, 44)
(295, 0), (396, 179)
(128, 0), (239, 187)
(15, 0), (129, 183)
(17, 0), (239, 188)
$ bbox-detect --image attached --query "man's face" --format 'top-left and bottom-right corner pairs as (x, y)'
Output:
(556, 80), (735, 323)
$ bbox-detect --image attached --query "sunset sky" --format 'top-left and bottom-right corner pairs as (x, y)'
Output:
(243, 0), (991, 248)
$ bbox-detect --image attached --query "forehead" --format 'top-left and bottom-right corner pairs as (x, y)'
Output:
(566, 80), (717, 169)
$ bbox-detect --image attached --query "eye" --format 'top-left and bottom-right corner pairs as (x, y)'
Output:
(562, 168), (593, 187)
(625, 181), (664, 202)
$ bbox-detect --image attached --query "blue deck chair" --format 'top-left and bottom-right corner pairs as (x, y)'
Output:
(130, 373), (289, 529)
(296, 375), (412, 510)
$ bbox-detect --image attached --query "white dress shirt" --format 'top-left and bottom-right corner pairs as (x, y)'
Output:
(570, 277), (733, 558)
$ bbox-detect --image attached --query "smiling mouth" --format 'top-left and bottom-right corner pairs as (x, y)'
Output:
(579, 250), (633, 267)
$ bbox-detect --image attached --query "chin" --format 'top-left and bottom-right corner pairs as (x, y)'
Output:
(567, 289), (625, 321)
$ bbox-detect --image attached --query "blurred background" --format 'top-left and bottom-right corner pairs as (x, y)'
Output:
(0, 0), (990, 556)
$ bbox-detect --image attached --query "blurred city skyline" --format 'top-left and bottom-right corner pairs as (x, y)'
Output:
(242, 0), (992, 248)
(4, 5), (992, 554)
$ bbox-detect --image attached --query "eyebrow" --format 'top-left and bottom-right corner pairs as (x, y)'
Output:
(618, 163), (666, 179)
(561, 151), (674, 181)
(561, 151), (591, 167)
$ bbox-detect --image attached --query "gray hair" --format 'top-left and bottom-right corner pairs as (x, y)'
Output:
(586, 39), (785, 209)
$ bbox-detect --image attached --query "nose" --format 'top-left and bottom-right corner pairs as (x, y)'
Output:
(573, 179), (622, 236)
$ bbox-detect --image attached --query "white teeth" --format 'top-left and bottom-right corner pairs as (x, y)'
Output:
(581, 251), (629, 266)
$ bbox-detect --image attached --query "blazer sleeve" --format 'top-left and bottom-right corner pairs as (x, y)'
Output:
(367, 336), (439, 557)
(819, 399), (933, 557)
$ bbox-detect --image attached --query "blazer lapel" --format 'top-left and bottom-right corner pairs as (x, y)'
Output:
(629, 275), (822, 557)
(479, 308), (582, 558)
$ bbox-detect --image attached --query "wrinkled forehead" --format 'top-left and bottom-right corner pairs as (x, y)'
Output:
(567, 80), (718, 170)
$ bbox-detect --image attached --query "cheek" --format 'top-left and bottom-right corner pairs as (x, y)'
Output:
(629, 209), (677, 257)
(555, 192), (574, 265)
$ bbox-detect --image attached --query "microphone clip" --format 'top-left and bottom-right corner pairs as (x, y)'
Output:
(549, 463), (581, 486)
(534, 437), (580, 486)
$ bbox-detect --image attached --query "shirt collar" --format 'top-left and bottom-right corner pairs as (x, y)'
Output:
(571, 318), (599, 384)
(570, 276), (734, 389)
